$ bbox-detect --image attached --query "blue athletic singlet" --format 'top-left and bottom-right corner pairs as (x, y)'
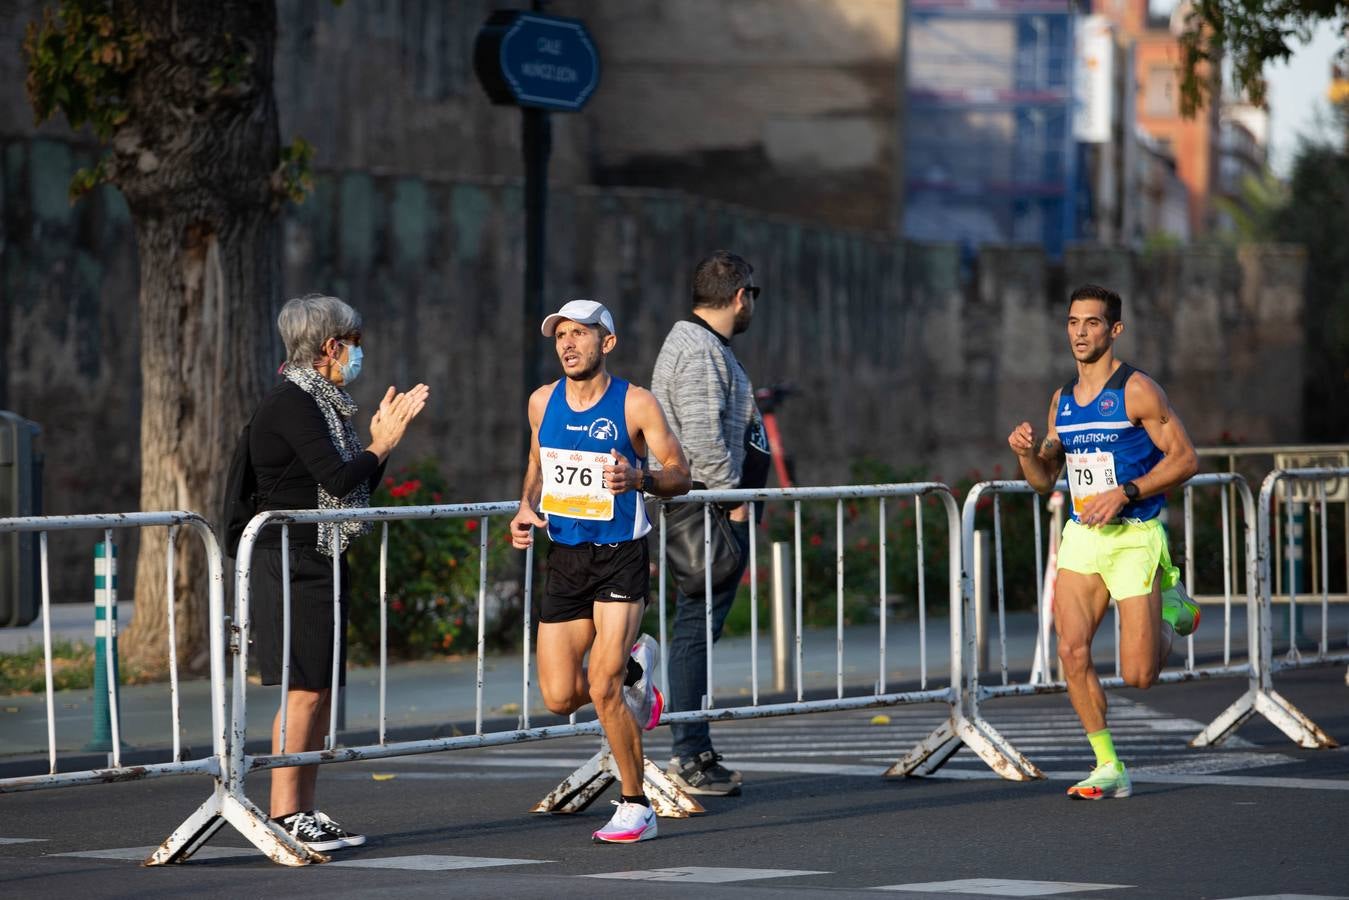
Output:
(1054, 363), (1165, 523)
(538, 375), (650, 546)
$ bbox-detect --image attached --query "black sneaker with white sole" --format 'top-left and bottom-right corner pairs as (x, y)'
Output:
(313, 810), (367, 848)
(275, 811), (346, 852)
(667, 750), (742, 796)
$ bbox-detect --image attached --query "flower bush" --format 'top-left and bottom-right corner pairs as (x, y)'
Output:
(344, 458), (528, 662)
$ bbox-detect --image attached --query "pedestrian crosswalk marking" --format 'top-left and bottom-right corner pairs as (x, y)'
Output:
(0, 838), (44, 844)
(875, 878), (1130, 895)
(329, 854), (550, 871)
(585, 866), (828, 883)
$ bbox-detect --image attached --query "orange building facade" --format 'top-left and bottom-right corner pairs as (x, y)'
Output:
(1094, 0), (1220, 236)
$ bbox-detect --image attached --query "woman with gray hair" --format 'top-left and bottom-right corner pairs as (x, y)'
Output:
(249, 293), (429, 851)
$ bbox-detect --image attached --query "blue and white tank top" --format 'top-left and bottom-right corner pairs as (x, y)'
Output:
(538, 375), (651, 546)
(1054, 363), (1164, 523)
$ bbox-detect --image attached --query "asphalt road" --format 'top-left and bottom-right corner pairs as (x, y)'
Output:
(2, 668), (1347, 899)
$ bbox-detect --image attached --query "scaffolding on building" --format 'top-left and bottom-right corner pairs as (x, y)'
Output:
(904, 0), (1079, 256)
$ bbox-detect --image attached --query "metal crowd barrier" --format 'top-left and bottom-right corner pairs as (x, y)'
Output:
(17, 475), (1344, 868)
(158, 482), (1038, 866)
(1197, 468), (1349, 749)
(0, 512), (228, 794)
(938, 474), (1264, 772)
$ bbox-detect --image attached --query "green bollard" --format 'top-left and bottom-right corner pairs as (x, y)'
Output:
(85, 540), (129, 753)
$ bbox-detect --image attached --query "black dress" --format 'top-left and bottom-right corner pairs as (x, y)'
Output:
(247, 381), (385, 689)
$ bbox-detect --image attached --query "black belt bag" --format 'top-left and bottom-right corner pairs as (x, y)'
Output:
(661, 494), (744, 597)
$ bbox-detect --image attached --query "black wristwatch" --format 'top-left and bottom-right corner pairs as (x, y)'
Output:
(1122, 481), (1140, 502)
(639, 471), (653, 494)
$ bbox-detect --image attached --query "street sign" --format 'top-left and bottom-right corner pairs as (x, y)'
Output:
(474, 11), (600, 112)
(1274, 451), (1349, 502)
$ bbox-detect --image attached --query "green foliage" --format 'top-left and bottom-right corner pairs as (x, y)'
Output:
(1215, 168), (1290, 242)
(23, 1), (146, 139)
(1176, 1), (1349, 116)
(1271, 119), (1349, 440)
(0, 640), (95, 694)
(277, 137), (316, 205)
(344, 459), (525, 663)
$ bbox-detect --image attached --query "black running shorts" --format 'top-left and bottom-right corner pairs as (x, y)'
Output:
(541, 539), (649, 623)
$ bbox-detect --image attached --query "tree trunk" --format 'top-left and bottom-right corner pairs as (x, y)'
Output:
(114, 1), (281, 674)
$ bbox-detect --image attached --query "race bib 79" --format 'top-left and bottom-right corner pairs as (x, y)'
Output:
(1066, 450), (1117, 515)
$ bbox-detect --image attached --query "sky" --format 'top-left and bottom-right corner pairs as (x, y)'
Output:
(1148, 1), (1344, 176)
(1264, 21), (1343, 175)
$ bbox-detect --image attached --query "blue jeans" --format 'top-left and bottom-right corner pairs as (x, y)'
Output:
(667, 519), (751, 761)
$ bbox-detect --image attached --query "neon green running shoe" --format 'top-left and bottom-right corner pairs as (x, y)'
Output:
(1066, 760), (1132, 800)
(1162, 580), (1200, 637)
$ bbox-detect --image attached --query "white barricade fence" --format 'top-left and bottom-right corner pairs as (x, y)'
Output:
(0, 512), (228, 797)
(537, 483), (1044, 800)
(161, 482), (1043, 866)
(941, 474), (1293, 773)
(156, 500), (632, 867)
(1197, 468), (1349, 750)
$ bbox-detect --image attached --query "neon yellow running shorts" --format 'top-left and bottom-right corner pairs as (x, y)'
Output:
(1058, 517), (1175, 601)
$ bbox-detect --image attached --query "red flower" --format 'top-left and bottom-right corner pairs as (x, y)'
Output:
(809, 534), (823, 547)
(432, 492), (443, 503)
(384, 477), (394, 487)
(391, 599), (404, 613)
(465, 518), (479, 532)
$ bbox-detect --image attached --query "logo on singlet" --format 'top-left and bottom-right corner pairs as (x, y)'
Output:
(1097, 394), (1118, 415)
(587, 418), (619, 442)
(1061, 402), (1072, 417)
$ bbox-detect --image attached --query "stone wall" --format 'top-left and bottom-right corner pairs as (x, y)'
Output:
(1, 137), (1306, 601)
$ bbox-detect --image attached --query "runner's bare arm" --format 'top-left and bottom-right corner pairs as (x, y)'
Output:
(606, 386), (690, 498)
(1008, 389), (1066, 494)
(510, 384), (553, 548)
(1125, 374), (1199, 498)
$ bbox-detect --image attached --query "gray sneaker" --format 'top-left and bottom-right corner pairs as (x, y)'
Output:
(667, 750), (742, 796)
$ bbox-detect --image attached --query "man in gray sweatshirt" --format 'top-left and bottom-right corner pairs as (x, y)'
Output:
(650, 250), (770, 796)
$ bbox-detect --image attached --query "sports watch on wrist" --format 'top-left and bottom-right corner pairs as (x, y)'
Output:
(639, 471), (653, 494)
(1122, 481), (1140, 502)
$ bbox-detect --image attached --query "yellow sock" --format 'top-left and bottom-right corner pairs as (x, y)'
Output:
(1087, 729), (1117, 767)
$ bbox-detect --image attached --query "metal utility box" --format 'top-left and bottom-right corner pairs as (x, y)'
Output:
(0, 411), (43, 627)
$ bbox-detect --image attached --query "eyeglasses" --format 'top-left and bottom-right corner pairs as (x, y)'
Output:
(336, 332), (363, 347)
(742, 284), (760, 300)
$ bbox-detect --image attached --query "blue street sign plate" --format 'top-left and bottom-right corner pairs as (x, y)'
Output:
(475, 11), (600, 112)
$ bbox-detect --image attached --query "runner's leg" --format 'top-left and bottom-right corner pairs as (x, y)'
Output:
(1117, 568), (1168, 689)
(592, 598), (646, 796)
(1054, 570), (1111, 733)
(537, 619), (595, 716)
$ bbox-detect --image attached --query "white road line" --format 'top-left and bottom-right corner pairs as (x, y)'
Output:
(0, 838), (45, 845)
(52, 846), (256, 861)
(584, 866), (828, 883)
(915, 769), (1349, 791)
(875, 877), (1129, 895)
(1214, 894), (1349, 899)
(328, 855), (550, 871)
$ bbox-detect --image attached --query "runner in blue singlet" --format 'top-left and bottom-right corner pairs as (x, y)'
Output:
(1007, 284), (1200, 801)
(510, 299), (691, 844)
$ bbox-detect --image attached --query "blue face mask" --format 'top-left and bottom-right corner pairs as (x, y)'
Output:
(338, 343), (363, 385)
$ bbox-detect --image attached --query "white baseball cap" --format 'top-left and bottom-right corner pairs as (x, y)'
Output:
(541, 299), (616, 337)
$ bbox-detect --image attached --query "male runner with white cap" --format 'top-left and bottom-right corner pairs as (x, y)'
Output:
(511, 299), (691, 842)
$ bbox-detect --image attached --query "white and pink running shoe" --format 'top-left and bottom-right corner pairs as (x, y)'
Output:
(624, 633), (663, 731)
(592, 800), (657, 844)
